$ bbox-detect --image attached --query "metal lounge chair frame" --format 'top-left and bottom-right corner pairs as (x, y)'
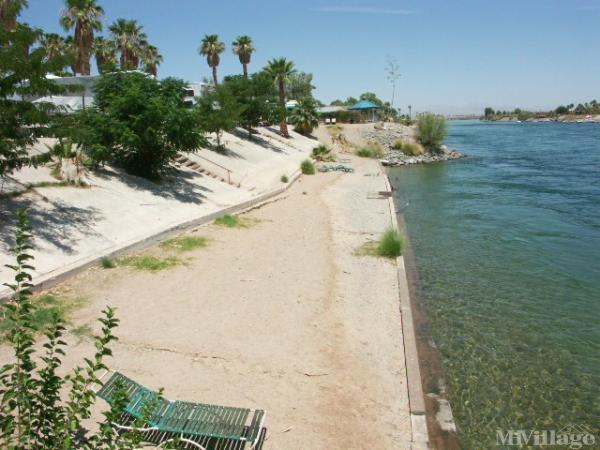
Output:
(95, 370), (266, 450)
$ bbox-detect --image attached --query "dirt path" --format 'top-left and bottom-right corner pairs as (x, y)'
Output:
(1, 156), (411, 449)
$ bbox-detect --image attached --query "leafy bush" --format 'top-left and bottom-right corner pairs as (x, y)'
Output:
(222, 73), (278, 134)
(280, 175), (289, 183)
(392, 139), (404, 150)
(196, 83), (245, 148)
(377, 228), (403, 258)
(290, 97), (319, 135)
(0, 209), (150, 448)
(356, 142), (385, 158)
(416, 113), (447, 153)
(100, 256), (116, 269)
(75, 73), (205, 180)
(311, 144), (335, 162)
(301, 159), (315, 175)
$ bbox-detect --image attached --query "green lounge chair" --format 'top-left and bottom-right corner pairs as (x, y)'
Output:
(96, 371), (266, 450)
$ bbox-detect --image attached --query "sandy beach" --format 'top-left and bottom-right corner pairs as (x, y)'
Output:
(1, 155), (412, 449)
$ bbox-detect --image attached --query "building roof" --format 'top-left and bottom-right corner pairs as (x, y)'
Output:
(349, 100), (380, 110)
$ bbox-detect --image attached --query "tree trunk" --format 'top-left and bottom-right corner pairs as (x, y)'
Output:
(212, 65), (219, 86)
(243, 63), (248, 78)
(278, 78), (289, 138)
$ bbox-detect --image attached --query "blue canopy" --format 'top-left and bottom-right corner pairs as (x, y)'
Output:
(349, 100), (380, 110)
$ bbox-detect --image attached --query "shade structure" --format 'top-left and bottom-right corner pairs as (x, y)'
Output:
(349, 100), (380, 110)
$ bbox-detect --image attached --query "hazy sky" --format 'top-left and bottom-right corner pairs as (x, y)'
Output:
(21, 0), (600, 114)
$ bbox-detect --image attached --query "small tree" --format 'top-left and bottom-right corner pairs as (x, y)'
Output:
(290, 97), (319, 135)
(0, 23), (68, 176)
(285, 72), (314, 100)
(75, 73), (205, 179)
(416, 113), (447, 153)
(0, 209), (151, 448)
(196, 84), (245, 149)
(222, 73), (276, 136)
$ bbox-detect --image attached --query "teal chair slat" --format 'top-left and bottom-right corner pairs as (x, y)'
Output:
(246, 409), (265, 442)
(98, 372), (266, 445)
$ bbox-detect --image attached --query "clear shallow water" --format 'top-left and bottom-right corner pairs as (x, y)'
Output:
(389, 121), (600, 449)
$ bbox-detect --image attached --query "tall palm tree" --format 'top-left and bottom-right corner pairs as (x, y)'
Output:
(141, 44), (162, 77)
(232, 35), (254, 78)
(60, 0), (103, 75)
(109, 18), (147, 70)
(0, 0), (28, 31)
(64, 35), (77, 74)
(93, 36), (116, 74)
(264, 57), (296, 138)
(199, 34), (224, 86)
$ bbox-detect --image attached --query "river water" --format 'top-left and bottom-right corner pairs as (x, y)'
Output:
(388, 120), (600, 448)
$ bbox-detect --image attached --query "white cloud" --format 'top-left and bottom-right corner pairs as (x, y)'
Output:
(311, 6), (416, 15)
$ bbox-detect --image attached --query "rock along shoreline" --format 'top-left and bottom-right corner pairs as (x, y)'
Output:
(362, 126), (465, 167)
(380, 146), (464, 167)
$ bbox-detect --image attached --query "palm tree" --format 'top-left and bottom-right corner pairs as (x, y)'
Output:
(93, 36), (116, 74)
(64, 35), (77, 74)
(199, 34), (224, 85)
(232, 35), (254, 78)
(0, 0), (28, 31)
(264, 57), (296, 138)
(60, 0), (103, 75)
(290, 97), (319, 136)
(41, 33), (65, 61)
(141, 44), (162, 77)
(109, 18), (147, 70)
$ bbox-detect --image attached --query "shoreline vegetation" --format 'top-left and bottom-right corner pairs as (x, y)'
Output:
(482, 100), (600, 122)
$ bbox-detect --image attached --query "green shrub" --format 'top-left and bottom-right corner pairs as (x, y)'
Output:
(356, 142), (385, 158)
(74, 73), (205, 179)
(1, 209), (148, 448)
(400, 142), (424, 156)
(311, 144), (335, 162)
(377, 228), (403, 258)
(160, 235), (210, 252)
(301, 159), (315, 175)
(120, 255), (180, 271)
(100, 256), (116, 269)
(280, 175), (289, 183)
(416, 113), (447, 153)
